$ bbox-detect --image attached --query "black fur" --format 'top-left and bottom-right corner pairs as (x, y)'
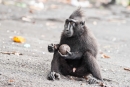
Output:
(48, 9), (102, 83)
(69, 8), (84, 19)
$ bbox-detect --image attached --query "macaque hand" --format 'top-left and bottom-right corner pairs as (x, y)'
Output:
(58, 50), (72, 58)
(48, 44), (55, 53)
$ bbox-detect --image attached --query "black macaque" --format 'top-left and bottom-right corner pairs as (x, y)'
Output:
(47, 8), (103, 84)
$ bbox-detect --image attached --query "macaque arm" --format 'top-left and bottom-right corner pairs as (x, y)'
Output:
(58, 51), (83, 59)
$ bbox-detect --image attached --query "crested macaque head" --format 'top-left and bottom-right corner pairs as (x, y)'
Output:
(63, 8), (85, 38)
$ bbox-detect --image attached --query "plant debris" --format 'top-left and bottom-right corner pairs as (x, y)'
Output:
(13, 36), (25, 43)
(8, 79), (14, 83)
(124, 68), (130, 71)
(7, 79), (15, 86)
(0, 51), (23, 55)
(101, 53), (110, 58)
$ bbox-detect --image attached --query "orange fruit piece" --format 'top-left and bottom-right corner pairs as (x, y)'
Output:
(13, 36), (25, 43)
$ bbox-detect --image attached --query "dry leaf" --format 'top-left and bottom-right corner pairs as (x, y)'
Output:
(101, 54), (110, 58)
(124, 68), (130, 71)
(8, 79), (14, 82)
(0, 51), (23, 55)
(13, 36), (25, 43)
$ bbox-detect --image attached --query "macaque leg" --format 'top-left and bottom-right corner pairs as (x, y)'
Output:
(48, 51), (60, 80)
(59, 58), (73, 76)
(83, 52), (102, 81)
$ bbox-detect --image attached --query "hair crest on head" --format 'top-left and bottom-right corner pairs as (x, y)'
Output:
(69, 8), (84, 19)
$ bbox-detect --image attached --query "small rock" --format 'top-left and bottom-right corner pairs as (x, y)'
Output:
(24, 44), (30, 48)
(42, 52), (45, 54)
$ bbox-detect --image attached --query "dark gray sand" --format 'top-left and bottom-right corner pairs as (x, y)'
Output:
(0, 1), (130, 87)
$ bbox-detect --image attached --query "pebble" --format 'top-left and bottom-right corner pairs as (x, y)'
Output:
(42, 52), (45, 54)
(24, 44), (30, 48)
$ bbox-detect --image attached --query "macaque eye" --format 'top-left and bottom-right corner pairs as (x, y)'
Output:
(80, 22), (84, 25)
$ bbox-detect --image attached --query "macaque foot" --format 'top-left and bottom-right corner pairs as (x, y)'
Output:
(48, 71), (60, 80)
(86, 76), (101, 84)
(88, 78), (99, 84)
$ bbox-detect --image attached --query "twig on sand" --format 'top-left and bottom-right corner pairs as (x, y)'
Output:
(124, 68), (130, 71)
(0, 51), (23, 55)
